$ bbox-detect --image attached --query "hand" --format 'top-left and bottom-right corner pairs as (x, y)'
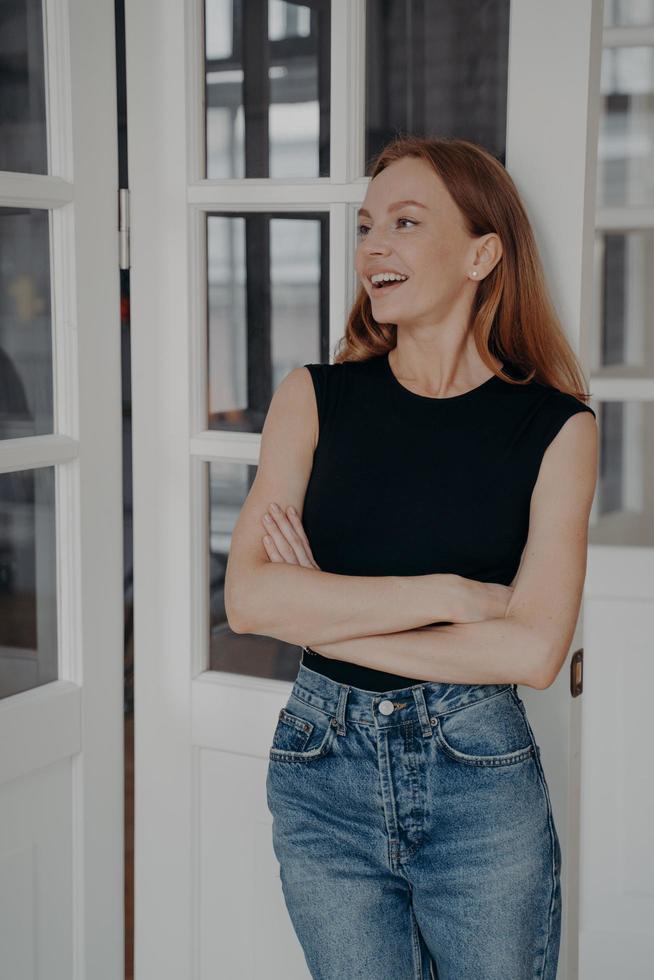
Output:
(261, 502), (321, 570)
(463, 579), (515, 622)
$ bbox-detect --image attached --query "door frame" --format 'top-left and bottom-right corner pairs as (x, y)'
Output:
(0, 0), (124, 976)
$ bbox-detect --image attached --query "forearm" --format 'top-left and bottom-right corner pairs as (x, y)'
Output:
(228, 563), (465, 645)
(310, 615), (550, 689)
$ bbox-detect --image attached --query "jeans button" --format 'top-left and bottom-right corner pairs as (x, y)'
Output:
(378, 699), (395, 716)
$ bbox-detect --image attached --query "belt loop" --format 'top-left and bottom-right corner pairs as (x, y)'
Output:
(412, 685), (433, 738)
(332, 684), (350, 736)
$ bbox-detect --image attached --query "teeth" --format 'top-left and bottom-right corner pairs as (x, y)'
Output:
(371, 272), (408, 284)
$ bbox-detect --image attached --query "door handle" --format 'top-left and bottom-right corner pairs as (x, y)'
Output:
(570, 648), (583, 697)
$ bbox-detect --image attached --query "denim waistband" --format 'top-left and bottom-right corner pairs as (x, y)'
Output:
(292, 661), (517, 733)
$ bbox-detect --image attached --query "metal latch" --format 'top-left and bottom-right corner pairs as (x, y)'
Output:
(570, 648), (583, 697)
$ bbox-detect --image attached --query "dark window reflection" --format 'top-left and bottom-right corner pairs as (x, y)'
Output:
(207, 211), (328, 432)
(365, 0), (510, 167)
(0, 207), (54, 440)
(208, 460), (301, 681)
(597, 46), (654, 207)
(599, 400), (624, 513)
(589, 400), (654, 547)
(0, 466), (57, 700)
(0, 0), (47, 174)
(598, 231), (654, 374)
(204, 0), (331, 178)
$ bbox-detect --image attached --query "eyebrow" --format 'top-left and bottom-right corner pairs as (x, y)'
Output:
(357, 199), (428, 218)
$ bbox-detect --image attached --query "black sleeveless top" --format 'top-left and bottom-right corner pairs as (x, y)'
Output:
(299, 352), (596, 692)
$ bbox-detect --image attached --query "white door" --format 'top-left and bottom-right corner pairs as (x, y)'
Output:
(579, 5), (654, 977)
(125, 1), (602, 977)
(0, 1), (124, 978)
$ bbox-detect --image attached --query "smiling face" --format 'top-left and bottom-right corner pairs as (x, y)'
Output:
(354, 156), (497, 327)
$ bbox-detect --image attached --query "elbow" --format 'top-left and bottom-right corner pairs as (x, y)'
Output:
(226, 609), (248, 634)
(226, 601), (263, 636)
(224, 576), (255, 635)
(224, 554), (275, 634)
(507, 615), (558, 690)
(529, 644), (563, 691)
(224, 571), (272, 636)
(529, 667), (555, 691)
(224, 599), (248, 635)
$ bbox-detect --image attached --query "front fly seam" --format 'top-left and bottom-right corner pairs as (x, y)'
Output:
(376, 729), (401, 868)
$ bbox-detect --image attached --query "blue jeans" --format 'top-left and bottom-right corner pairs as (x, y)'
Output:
(266, 662), (562, 980)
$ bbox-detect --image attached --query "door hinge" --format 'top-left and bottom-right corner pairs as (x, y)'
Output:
(119, 188), (130, 270)
(570, 648), (583, 697)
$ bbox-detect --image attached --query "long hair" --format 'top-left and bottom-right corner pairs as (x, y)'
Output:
(333, 135), (592, 403)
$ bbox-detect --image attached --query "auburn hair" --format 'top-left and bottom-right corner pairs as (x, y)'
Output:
(332, 135), (593, 404)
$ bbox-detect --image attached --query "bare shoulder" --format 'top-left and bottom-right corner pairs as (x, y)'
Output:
(536, 404), (598, 506)
(259, 365), (318, 456)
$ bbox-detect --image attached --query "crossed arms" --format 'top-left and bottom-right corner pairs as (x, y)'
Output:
(225, 367), (598, 690)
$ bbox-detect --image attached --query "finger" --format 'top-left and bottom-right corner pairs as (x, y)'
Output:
(266, 504), (313, 567)
(261, 513), (298, 563)
(262, 534), (285, 563)
(285, 507), (320, 569)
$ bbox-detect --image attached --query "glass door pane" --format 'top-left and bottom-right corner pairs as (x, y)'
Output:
(591, 400), (654, 545)
(598, 230), (654, 375)
(590, 19), (654, 547)
(208, 460), (300, 681)
(204, 0), (331, 178)
(365, 0), (510, 165)
(0, 0), (48, 174)
(0, 207), (54, 439)
(597, 46), (654, 207)
(604, 0), (654, 27)
(207, 210), (328, 432)
(0, 466), (57, 699)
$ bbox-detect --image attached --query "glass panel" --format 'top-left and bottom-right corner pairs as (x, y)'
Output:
(0, 466), (57, 700)
(365, 0), (510, 167)
(207, 211), (328, 432)
(208, 459), (301, 681)
(604, 0), (654, 27)
(0, 207), (54, 439)
(203, 0), (331, 178)
(597, 46), (654, 207)
(589, 401), (654, 546)
(0, 0), (48, 174)
(595, 230), (654, 375)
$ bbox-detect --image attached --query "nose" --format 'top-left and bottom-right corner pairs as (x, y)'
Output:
(361, 228), (392, 256)
(355, 224), (393, 280)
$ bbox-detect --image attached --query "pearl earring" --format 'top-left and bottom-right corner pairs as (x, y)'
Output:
(471, 271), (478, 277)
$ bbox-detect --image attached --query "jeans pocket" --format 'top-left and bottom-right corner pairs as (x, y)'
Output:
(434, 688), (535, 767)
(269, 693), (336, 764)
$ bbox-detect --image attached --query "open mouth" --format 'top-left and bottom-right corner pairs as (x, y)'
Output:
(370, 277), (409, 294)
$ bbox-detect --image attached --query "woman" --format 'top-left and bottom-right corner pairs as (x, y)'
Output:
(225, 136), (598, 979)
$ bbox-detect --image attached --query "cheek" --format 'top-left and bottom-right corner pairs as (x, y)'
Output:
(354, 251), (370, 283)
(410, 240), (458, 283)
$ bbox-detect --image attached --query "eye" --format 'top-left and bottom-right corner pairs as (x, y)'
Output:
(356, 217), (418, 238)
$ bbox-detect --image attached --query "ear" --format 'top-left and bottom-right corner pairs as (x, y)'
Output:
(476, 232), (502, 271)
